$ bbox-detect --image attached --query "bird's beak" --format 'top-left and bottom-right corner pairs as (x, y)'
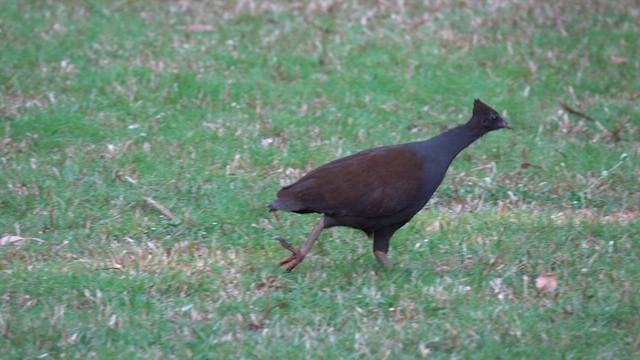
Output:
(500, 119), (513, 130)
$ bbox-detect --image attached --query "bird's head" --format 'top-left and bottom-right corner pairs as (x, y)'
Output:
(471, 99), (512, 132)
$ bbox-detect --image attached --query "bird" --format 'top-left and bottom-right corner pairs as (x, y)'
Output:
(268, 99), (512, 271)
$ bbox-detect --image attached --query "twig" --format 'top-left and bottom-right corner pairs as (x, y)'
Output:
(143, 197), (179, 221)
(559, 102), (595, 122)
(263, 301), (287, 319)
(48, 207), (57, 233)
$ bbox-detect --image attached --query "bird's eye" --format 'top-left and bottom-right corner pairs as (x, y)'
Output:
(490, 113), (498, 121)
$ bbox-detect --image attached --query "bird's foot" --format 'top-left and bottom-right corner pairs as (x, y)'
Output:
(276, 237), (304, 272)
(374, 250), (391, 268)
(277, 255), (303, 271)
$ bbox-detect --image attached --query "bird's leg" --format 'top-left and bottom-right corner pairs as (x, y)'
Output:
(277, 217), (325, 271)
(373, 225), (402, 268)
(373, 243), (391, 268)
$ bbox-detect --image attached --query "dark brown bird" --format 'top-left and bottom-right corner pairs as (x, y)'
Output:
(269, 99), (512, 271)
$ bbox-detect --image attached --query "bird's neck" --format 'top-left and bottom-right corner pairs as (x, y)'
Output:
(423, 122), (484, 163)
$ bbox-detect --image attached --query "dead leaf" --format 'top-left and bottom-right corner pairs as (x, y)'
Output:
(489, 278), (514, 301)
(177, 24), (215, 32)
(68, 332), (79, 345)
(418, 342), (432, 357)
(0, 235), (26, 246)
(248, 321), (264, 331)
(261, 137), (275, 147)
(10, 183), (28, 196)
(108, 314), (118, 329)
(527, 60), (538, 75)
(535, 274), (558, 293)
(610, 56), (628, 64)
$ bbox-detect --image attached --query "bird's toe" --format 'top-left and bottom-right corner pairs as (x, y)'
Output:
(277, 255), (296, 266)
(277, 255), (303, 271)
(283, 258), (302, 272)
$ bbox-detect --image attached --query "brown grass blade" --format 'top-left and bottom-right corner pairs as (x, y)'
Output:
(143, 197), (179, 221)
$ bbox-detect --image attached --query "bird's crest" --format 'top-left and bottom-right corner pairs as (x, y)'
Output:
(472, 98), (496, 117)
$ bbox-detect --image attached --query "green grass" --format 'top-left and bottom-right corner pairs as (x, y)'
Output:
(1, 0), (639, 358)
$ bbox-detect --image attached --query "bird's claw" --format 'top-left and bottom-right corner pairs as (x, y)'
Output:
(275, 237), (304, 271)
(277, 255), (303, 271)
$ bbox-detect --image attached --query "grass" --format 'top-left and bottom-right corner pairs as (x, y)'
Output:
(1, 0), (639, 358)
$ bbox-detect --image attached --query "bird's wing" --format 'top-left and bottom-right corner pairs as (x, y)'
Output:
(276, 145), (426, 217)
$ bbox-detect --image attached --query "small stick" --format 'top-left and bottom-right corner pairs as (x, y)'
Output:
(263, 301), (287, 318)
(143, 197), (178, 221)
(560, 102), (595, 122)
(49, 207), (57, 234)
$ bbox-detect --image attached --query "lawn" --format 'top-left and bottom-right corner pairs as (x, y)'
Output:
(1, 0), (639, 358)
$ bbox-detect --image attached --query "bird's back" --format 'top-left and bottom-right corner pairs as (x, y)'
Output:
(269, 143), (444, 229)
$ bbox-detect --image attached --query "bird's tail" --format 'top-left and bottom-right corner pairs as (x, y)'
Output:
(268, 198), (308, 213)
